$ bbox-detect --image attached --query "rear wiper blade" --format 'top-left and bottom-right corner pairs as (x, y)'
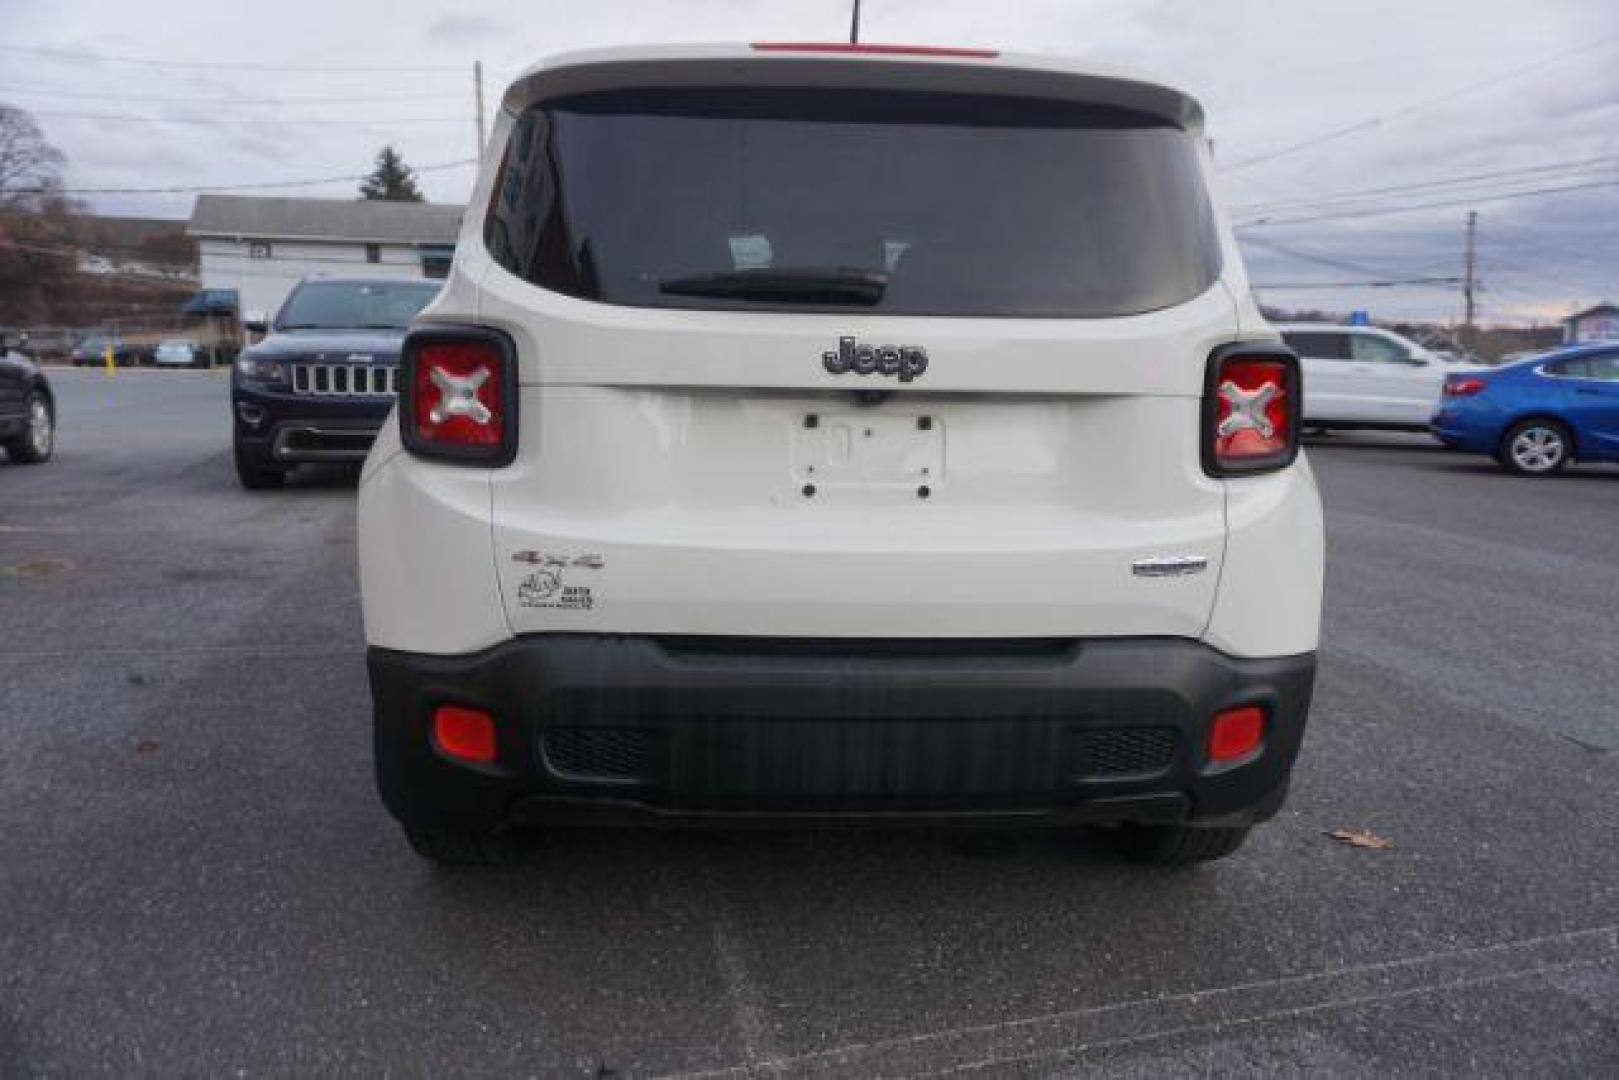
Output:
(658, 267), (887, 306)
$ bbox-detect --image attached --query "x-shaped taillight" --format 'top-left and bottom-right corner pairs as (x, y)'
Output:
(1204, 348), (1298, 476)
(428, 365), (493, 426)
(402, 331), (515, 464)
(1216, 380), (1279, 440)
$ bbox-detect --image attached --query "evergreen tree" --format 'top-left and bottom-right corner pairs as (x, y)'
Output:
(358, 146), (424, 202)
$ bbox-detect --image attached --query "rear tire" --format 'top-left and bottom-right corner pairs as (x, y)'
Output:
(234, 441), (286, 489)
(3, 391), (54, 464)
(1498, 419), (1571, 476)
(1113, 824), (1251, 866)
(403, 822), (509, 867)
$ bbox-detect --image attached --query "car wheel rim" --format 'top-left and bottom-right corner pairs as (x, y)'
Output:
(1510, 427), (1563, 472)
(28, 398), (52, 456)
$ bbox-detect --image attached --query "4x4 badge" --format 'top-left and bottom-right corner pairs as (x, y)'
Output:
(511, 551), (604, 569)
(822, 337), (928, 383)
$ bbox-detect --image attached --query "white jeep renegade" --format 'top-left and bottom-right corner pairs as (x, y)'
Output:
(359, 43), (1324, 867)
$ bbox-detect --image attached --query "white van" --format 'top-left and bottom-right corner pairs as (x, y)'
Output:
(1278, 323), (1476, 431)
(358, 44), (1324, 867)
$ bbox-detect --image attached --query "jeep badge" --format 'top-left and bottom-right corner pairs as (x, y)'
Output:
(822, 337), (929, 383)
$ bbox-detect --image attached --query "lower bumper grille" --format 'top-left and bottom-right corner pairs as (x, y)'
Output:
(537, 720), (1183, 793)
(1068, 726), (1179, 780)
(544, 726), (656, 781)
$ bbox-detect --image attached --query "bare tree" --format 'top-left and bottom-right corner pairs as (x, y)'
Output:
(0, 105), (67, 211)
(0, 106), (77, 323)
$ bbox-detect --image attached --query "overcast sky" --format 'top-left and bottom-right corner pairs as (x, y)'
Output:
(2, 0), (1615, 324)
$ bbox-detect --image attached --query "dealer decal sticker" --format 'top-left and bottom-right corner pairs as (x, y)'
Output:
(512, 551), (601, 610)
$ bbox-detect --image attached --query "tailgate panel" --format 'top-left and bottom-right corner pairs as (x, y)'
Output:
(474, 274), (1239, 640)
(490, 389), (1227, 639)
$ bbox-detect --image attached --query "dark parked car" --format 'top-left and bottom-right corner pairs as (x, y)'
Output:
(0, 336), (55, 464)
(231, 277), (441, 488)
(70, 336), (143, 368)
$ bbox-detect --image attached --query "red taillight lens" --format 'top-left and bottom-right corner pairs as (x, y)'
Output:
(414, 342), (502, 446)
(400, 327), (517, 465)
(1209, 705), (1266, 763)
(433, 705), (497, 764)
(1444, 376), (1486, 397)
(1203, 345), (1301, 476)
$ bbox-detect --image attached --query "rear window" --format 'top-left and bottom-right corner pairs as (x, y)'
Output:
(1281, 331), (1352, 360)
(486, 88), (1221, 318)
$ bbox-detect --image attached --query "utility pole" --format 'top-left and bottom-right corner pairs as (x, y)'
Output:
(850, 0), (862, 43)
(473, 61), (486, 156)
(1462, 210), (1478, 345)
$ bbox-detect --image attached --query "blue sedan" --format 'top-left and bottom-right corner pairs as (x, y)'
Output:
(1431, 345), (1619, 475)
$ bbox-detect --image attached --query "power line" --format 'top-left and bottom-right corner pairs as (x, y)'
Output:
(1230, 155), (1619, 215)
(0, 43), (465, 73)
(1482, 253), (1598, 296)
(0, 85), (460, 106)
(1243, 226), (1600, 307)
(5, 157), (476, 195)
(1252, 277), (1463, 289)
(28, 109), (467, 127)
(1224, 33), (1619, 172)
(1235, 178), (1619, 229)
(1240, 234), (1416, 278)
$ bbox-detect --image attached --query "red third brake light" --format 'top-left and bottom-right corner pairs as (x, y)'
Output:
(400, 328), (517, 466)
(751, 42), (1000, 58)
(1444, 376), (1487, 397)
(1203, 345), (1301, 477)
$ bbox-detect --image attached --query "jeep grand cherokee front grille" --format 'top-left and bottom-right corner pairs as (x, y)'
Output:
(290, 363), (398, 397)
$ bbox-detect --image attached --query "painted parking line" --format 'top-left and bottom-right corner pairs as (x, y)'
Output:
(668, 924), (1619, 1078)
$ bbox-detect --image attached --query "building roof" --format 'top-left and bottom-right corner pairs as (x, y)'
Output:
(188, 194), (463, 245)
(1564, 302), (1618, 324)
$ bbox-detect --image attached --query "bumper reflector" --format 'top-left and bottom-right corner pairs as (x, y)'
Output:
(1209, 705), (1265, 763)
(433, 705), (497, 764)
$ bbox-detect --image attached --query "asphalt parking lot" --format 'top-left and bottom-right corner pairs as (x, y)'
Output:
(2, 368), (1616, 1075)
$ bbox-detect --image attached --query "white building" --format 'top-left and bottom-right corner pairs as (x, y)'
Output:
(1563, 303), (1619, 345)
(187, 195), (463, 318)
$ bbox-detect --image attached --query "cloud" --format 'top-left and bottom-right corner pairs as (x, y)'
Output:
(426, 12), (511, 43)
(1, 0), (1612, 321)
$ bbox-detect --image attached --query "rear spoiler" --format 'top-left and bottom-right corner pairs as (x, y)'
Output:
(498, 44), (1205, 134)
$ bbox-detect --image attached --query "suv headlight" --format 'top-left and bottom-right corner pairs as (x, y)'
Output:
(236, 356), (288, 383)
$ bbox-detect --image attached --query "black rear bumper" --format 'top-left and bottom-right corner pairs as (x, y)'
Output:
(369, 636), (1316, 832)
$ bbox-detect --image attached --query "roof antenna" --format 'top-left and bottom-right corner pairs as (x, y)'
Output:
(849, 0), (862, 43)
